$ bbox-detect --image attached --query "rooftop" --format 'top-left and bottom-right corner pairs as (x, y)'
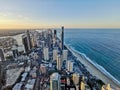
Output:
(50, 72), (60, 80)
(6, 67), (24, 86)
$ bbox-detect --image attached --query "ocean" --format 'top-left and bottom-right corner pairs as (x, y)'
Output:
(64, 29), (120, 82)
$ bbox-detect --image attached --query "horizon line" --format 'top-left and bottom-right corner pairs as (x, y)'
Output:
(0, 27), (120, 30)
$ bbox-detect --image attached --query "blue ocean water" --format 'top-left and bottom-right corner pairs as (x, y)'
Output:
(64, 29), (120, 82)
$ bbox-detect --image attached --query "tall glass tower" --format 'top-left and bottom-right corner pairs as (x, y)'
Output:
(61, 26), (64, 50)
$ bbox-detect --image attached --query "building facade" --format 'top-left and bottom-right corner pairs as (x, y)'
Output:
(50, 73), (61, 90)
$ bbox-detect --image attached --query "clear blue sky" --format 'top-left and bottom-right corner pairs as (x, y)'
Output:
(0, 0), (120, 29)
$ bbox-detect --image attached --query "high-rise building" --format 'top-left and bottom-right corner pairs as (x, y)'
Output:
(40, 64), (47, 74)
(57, 55), (62, 70)
(59, 41), (62, 50)
(0, 48), (5, 61)
(12, 45), (19, 59)
(32, 31), (38, 47)
(43, 47), (49, 60)
(54, 30), (57, 39)
(50, 73), (61, 90)
(53, 30), (57, 46)
(22, 30), (32, 53)
(61, 26), (64, 50)
(62, 50), (68, 61)
(67, 60), (74, 72)
(22, 35), (28, 53)
(31, 35), (35, 48)
(41, 41), (45, 48)
(60, 76), (66, 90)
(53, 49), (58, 61)
(46, 30), (53, 50)
(26, 30), (32, 50)
(80, 76), (85, 90)
(80, 82), (85, 90)
(72, 73), (80, 85)
(37, 48), (42, 60)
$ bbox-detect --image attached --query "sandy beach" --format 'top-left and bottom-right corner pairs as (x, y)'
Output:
(66, 45), (120, 89)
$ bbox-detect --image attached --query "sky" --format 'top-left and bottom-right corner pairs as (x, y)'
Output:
(0, 0), (120, 29)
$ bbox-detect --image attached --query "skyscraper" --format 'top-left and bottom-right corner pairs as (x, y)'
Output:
(50, 73), (61, 90)
(22, 35), (28, 53)
(31, 35), (35, 48)
(48, 33), (53, 49)
(80, 76), (86, 90)
(53, 30), (57, 46)
(57, 55), (62, 70)
(0, 48), (5, 61)
(22, 30), (32, 53)
(67, 60), (74, 72)
(43, 46), (49, 60)
(12, 45), (18, 59)
(26, 30), (32, 50)
(62, 50), (68, 61)
(53, 49), (58, 61)
(72, 73), (80, 85)
(61, 26), (64, 50)
(54, 30), (57, 39)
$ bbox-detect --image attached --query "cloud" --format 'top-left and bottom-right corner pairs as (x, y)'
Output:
(0, 12), (13, 17)
(17, 14), (31, 21)
(17, 14), (23, 18)
(0, 12), (8, 17)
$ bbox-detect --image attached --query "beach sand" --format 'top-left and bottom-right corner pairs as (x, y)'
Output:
(67, 46), (120, 89)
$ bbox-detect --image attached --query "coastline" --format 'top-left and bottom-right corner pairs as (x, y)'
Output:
(65, 44), (120, 89)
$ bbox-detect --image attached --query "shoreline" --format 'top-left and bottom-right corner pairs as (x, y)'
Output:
(66, 45), (120, 89)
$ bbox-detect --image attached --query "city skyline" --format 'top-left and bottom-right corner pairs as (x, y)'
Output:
(0, 0), (120, 29)
(1, 28), (120, 90)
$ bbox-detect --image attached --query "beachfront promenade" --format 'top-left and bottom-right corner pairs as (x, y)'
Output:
(66, 45), (120, 89)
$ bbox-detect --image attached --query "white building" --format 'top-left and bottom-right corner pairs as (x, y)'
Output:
(53, 49), (58, 61)
(62, 50), (68, 61)
(57, 55), (62, 70)
(67, 60), (74, 72)
(43, 47), (49, 60)
(50, 73), (61, 90)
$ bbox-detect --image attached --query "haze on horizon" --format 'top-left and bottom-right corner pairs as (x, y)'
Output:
(0, 0), (120, 29)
